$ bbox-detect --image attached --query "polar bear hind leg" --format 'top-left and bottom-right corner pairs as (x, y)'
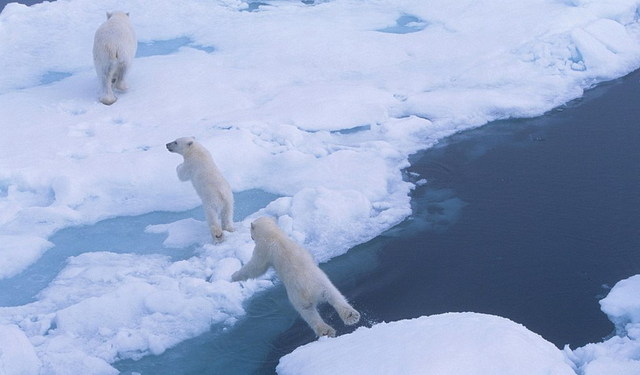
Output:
(221, 202), (235, 232)
(204, 206), (223, 241)
(295, 301), (336, 338)
(324, 285), (361, 326)
(114, 61), (129, 91)
(99, 59), (118, 105)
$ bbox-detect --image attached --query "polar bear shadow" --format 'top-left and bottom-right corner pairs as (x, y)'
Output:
(232, 216), (360, 337)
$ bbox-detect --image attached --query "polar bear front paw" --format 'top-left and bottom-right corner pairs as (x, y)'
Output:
(231, 271), (243, 282)
(315, 324), (336, 338)
(339, 307), (361, 326)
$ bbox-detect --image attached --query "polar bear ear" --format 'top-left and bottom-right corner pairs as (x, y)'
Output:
(126, 12), (130, 17)
(106, 12), (112, 19)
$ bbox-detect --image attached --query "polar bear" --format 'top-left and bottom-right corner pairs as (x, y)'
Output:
(93, 11), (137, 105)
(232, 217), (360, 337)
(166, 137), (235, 242)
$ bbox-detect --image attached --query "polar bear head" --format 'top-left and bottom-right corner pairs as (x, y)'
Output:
(250, 216), (279, 241)
(166, 137), (196, 155)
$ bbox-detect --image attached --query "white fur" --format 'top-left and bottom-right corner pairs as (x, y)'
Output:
(93, 11), (137, 105)
(232, 217), (360, 337)
(166, 137), (235, 242)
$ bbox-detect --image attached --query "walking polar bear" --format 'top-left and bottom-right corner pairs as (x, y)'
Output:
(93, 11), (136, 105)
(166, 137), (235, 242)
(232, 217), (360, 337)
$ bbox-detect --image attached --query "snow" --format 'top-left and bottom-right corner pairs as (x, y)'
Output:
(1, 0), (640, 373)
(0, 235), (52, 279)
(277, 313), (576, 375)
(565, 275), (640, 375)
(0, 324), (41, 375)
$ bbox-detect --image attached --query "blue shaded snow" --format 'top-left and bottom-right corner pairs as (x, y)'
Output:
(40, 71), (72, 85)
(136, 37), (215, 57)
(244, 1), (269, 12)
(330, 124), (371, 135)
(377, 15), (427, 34)
(0, 189), (279, 307)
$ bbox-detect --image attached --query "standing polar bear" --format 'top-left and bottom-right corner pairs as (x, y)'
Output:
(93, 11), (137, 105)
(232, 217), (360, 337)
(166, 137), (235, 242)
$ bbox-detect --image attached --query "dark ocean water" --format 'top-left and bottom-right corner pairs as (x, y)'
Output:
(1, 0), (40, 9)
(381, 69), (640, 348)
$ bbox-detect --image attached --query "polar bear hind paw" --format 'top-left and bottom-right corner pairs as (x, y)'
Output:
(315, 324), (336, 338)
(116, 80), (128, 91)
(210, 224), (224, 240)
(339, 307), (361, 325)
(100, 95), (117, 105)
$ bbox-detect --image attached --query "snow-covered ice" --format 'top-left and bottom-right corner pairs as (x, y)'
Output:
(278, 276), (640, 375)
(0, 324), (41, 375)
(1, 0), (640, 373)
(277, 312), (576, 375)
(566, 275), (640, 375)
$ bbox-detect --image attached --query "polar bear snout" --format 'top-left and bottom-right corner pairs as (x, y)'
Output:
(166, 137), (195, 154)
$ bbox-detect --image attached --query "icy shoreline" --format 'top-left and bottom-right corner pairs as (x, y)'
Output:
(275, 66), (640, 372)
